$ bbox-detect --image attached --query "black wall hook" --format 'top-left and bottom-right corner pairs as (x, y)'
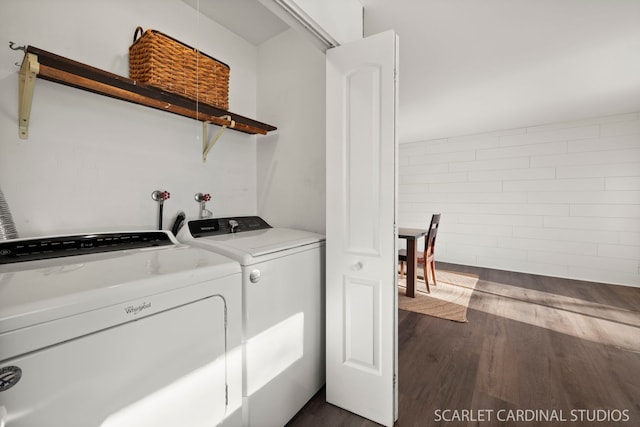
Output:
(9, 41), (26, 52)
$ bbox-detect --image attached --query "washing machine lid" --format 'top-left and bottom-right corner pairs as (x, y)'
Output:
(183, 221), (325, 265)
(0, 231), (240, 334)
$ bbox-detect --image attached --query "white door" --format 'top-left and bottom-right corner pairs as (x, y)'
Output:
(326, 30), (398, 426)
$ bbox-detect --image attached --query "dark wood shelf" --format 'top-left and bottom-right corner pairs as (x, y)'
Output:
(19, 46), (277, 138)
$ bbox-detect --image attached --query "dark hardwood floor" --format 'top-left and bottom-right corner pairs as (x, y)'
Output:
(286, 263), (640, 427)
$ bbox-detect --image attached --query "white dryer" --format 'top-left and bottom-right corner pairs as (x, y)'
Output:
(177, 216), (325, 427)
(0, 231), (242, 427)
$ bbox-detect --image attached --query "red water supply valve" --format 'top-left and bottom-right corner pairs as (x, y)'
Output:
(151, 189), (170, 230)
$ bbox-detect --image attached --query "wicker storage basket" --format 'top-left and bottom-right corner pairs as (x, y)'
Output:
(129, 27), (230, 110)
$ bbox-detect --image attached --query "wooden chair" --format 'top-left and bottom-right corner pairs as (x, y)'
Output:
(399, 213), (441, 293)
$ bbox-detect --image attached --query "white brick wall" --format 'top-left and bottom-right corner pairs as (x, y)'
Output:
(399, 112), (640, 287)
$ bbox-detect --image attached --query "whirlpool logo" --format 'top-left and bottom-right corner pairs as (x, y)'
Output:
(124, 301), (151, 316)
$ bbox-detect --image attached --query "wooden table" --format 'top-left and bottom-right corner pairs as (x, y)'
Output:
(398, 227), (428, 298)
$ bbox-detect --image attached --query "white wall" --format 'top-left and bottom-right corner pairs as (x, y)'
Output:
(0, 0), (259, 237)
(399, 112), (640, 287)
(256, 29), (326, 234)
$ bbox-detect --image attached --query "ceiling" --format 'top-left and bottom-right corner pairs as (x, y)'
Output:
(183, 0), (289, 45)
(189, 0), (640, 142)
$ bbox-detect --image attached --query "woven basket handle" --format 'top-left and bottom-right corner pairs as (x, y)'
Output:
(133, 26), (144, 43)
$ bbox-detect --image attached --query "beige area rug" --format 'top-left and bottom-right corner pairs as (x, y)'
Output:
(398, 270), (479, 322)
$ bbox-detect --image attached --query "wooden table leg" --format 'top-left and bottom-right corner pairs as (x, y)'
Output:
(406, 239), (417, 297)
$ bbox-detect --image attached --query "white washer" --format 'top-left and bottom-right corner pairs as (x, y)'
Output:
(0, 231), (242, 427)
(177, 216), (325, 427)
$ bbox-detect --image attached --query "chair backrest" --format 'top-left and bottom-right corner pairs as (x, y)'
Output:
(423, 213), (441, 258)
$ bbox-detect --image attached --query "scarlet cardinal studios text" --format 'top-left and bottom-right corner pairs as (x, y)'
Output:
(433, 408), (630, 423)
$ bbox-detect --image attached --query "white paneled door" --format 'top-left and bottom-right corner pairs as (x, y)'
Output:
(326, 30), (399, 427)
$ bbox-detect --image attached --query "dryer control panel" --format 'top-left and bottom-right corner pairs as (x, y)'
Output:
(0, 231), (173, 264)
(188, 216), (272, 238)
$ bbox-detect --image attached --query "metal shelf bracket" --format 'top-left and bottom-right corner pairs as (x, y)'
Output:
(202, 115), (235, 162)
(19, 52), (39, 139)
